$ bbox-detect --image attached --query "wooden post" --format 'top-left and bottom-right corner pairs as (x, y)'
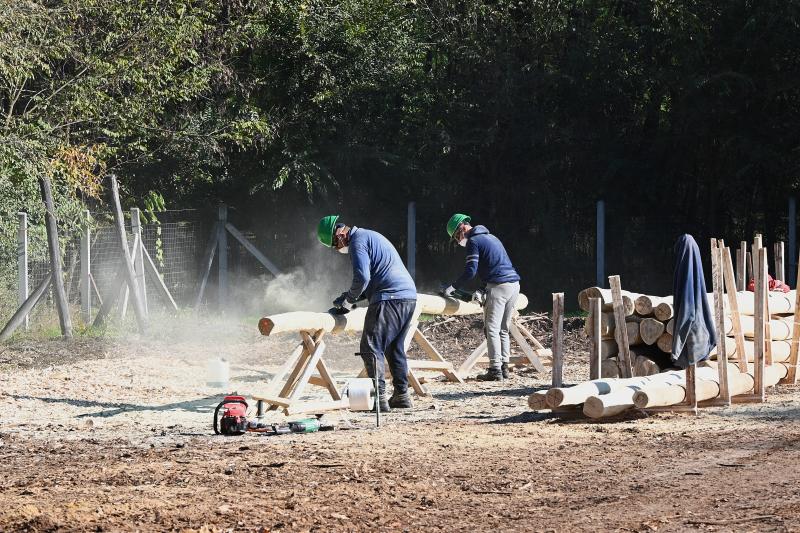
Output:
(784, 247), (800, 384)
(775, 241), (785, 282)
(685, 364), (698, 409)
(608, 275), (633, 378)
(39, 177), (73, 339)
(596, 200), (605, 288)
(0, 274), (52, 342)
(789, 197), (797, 287)
(551, 292), (564, 388)
(108, 175), (147, 332)
(407, 201), (416, 280)
(589, 297), (602, 380)
(747, 251), (753, 286)
(218, 205), (228, 311)
(17, 212), (29, 331)
(736, 241), (747, 291)
(711, 239), (730, 404)
(753, 246), (766, 401)
(131, 208), (148, 316)
(80, 210), (91, 324)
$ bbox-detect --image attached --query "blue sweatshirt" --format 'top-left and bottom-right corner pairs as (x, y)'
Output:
(346, 227), (417, 304)
(453, 225), (520, 288)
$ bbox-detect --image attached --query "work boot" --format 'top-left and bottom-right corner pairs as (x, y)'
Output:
(501, 362), (510, 379)
(388, 390), (413, 409)
(476, 367), (504, 382)
(373, 393), (391, 413)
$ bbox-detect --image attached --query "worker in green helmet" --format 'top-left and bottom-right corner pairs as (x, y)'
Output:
(317, 215), (417, 411)
(443, 213), (520, 381)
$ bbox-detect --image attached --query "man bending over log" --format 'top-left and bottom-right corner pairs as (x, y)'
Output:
(442, 214), (521, 381)
(317, 215), (417, 411)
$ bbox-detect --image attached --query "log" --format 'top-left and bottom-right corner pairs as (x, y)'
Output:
(578, 287), (638, 316)
(640, 318), (666, 345)
(584, 311), (615, 338)
(259, 308), (368, 336)
(417, 293), (528, 316)
(633, 355), (661, 377)
(601, 357), (620, 378)
(626, 321), (643, 345)
(711, 337), (791, 363)
(582, 370), (692, 418)
(666, 318), (674, 335)
(724, 314), (793, 340)
(634, 295), (670, 316)
(527, 390), (549, 410)
(654, 302), (674, 321)
(736, 290), (795, 316)
(656, 332), (673, 353)
(633, 363), (788, 409)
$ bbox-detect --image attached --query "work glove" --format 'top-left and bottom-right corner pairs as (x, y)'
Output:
(441, 285), (456, 297)
(472, 288), (487, 306)
(332, 292), (349, 309)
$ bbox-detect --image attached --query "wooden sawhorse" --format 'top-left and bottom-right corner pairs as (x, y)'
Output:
(456, 314), (551, 379)
(252, 329), (349, 416)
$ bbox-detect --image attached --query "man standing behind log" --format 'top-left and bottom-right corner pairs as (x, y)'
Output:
(317, 215), (417, 410)
(442, 214), (520, 381)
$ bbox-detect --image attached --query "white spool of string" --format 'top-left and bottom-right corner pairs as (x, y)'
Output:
(346, 378), (375, 411)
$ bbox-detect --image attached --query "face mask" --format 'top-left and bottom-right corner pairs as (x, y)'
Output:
(337, 246), (349, 254)
(458, 238), (467, 247)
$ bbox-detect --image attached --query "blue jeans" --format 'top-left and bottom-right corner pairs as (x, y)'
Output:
(359, 299), (417, 394)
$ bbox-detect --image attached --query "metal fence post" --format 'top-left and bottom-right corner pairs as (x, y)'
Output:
(218, 205), (228, 310)
(407, 201), (416, 280)
(80, 210), (91, 323)
(596, 200), (605, 288)
(17, 212), (29, 331)
(131, 207), (147, 316)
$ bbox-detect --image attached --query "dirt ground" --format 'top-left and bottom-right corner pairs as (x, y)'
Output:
(0, 314), (798, 532)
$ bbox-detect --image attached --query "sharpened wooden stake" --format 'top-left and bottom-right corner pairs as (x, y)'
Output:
(775, 241), (785, 282)
(608, 275), (633, 378)
(737, 241), (747, 291)
(551, 292), (564, 388)
(39, 176), (73, 339)
(721, 246), (749, 373)
(589, 297), (602, 380)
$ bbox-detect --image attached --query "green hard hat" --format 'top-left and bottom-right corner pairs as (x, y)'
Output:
(446, 213), (471, 238)
(317, 215), (340, 247)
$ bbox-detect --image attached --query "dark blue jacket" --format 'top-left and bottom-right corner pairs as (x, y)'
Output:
(454, 225), (520, 288)
(347, 227), (417, 304)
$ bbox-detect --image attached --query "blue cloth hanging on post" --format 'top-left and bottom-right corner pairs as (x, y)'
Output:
(671, 234), (717, 369)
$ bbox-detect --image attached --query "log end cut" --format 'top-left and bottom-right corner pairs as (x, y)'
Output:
(258, 317), (275, 336)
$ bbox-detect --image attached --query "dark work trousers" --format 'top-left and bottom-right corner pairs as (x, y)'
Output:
(359, 298), (417, 394)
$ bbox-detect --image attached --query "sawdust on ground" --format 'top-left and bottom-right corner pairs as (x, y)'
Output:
(0, 313), (798, 532)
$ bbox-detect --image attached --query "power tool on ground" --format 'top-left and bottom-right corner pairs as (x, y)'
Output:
(212, 395), (331, 436)
(442, 286), (486, 306)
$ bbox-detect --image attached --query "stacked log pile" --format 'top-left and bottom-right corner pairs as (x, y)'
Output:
(577, 286), (797, 378)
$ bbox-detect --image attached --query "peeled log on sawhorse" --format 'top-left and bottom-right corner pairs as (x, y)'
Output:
(259, 308), (367, 336)
(577, 288), (638, 316)
(633, 363), (788, 409)
(417, 293), (528, 316)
